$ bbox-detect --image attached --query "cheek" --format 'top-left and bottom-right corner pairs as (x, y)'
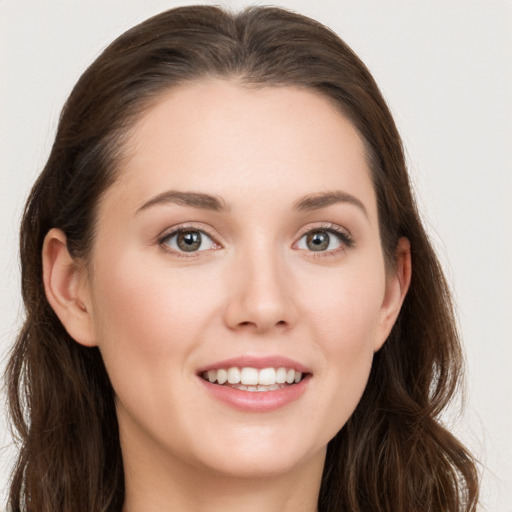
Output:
(302, 257), (386, 347)
(90, 262), (171, 407)
(88, 253), (223, 430)
(90, 253), (217, 355)
(298, 259), (385, 431)
(315, 274), (381, 387)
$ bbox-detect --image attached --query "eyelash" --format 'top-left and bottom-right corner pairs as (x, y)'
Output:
(295, 223), (354, 257)
(158, 222), (354, 258)
(158, 223), (221, 258)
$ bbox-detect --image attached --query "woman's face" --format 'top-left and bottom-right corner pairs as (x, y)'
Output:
(79, 80), (405, 479)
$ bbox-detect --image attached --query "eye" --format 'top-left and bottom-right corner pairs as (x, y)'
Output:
(296, 227), (352, 253)
(161, 229), (218, 253)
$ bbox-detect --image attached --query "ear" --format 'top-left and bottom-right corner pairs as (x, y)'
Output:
(42, 228), (97, 347)
(374, 237), (412, 351)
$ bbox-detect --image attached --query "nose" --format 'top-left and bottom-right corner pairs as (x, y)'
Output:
(223, 246), (298, 334)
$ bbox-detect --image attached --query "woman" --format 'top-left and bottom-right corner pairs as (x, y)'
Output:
(5, 5), (479, 511)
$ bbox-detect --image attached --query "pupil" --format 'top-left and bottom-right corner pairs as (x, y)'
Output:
(307, 231), (329, 251)
(178, 230), (201, 252)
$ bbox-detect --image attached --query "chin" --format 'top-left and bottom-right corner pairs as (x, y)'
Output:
(201, 452), (317, 480)
(191, 431), (326, 480)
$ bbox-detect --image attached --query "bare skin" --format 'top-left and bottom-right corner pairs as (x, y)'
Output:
(43, 80), (411, 511)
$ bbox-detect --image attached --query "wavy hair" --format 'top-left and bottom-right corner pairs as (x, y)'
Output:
(6, 5), (478, 511)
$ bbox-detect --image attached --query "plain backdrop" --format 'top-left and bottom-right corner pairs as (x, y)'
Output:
(1, 0), (511, 510)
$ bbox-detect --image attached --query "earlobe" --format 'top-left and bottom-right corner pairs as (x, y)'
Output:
(42, 228), (97, 347)
(375, 237), (412, 351)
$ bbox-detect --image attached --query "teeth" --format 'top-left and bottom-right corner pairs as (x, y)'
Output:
(240, 367), (259, 385)
(227, 367), (241, 384)
(258, 367), (276, 385)
(231, 384), (284, 392)
(217, 368), (228, 384)
(202, 366), (306, 389)
(276, 367), (287, 384)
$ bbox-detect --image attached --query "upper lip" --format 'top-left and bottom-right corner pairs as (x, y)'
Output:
(196, 355), (311, 374)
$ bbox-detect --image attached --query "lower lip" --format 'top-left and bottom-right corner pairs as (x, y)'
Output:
(198, 376), (310, 412)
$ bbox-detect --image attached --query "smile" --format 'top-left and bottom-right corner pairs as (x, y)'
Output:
(201, 367), (304, 392)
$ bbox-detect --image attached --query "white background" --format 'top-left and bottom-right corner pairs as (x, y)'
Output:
(1, 1), (511, 510)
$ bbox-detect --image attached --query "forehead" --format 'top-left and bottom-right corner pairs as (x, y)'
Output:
(105, 79), (376, 217)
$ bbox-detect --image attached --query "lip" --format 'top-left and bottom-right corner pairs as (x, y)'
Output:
(196, 355), (312, 413)
(198, 374), (310, 412)
(196, 355), (311, 374)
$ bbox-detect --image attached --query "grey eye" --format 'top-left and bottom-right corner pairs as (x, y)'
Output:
(306, 231), (329, 251)
(177, 230), (202, 252)
(297, 230), (342, 252)
(163, 229), (216, 253)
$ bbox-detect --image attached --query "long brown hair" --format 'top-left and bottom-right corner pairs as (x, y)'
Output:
(6, 5), (478, 511)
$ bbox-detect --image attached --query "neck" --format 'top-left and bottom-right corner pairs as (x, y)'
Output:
(121, 438), (325, 512)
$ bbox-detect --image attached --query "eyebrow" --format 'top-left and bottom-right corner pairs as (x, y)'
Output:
(293, 191), (368, 217)
(136, 189), (367, 217)
(136, 190), (229, 214)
